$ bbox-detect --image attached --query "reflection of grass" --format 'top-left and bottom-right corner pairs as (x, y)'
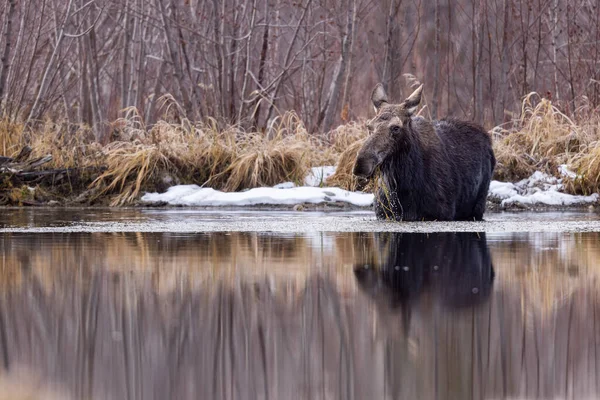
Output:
(2, 232), (600, 313)
(0, 232), (365, 295)
(488, 233), (600, 314)
(0, 367), (69, 400)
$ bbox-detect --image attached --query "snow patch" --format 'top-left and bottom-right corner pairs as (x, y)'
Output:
(488, 181), (518, 200)
(558, 164), (577, 179)
(501, 191), (598, 207)
(141, 166), (598, 210)
(489, 170), (598, 207)
(141, 185), (373, 207)
(273, 182), (295, 189)
(304, 166), (336, 187)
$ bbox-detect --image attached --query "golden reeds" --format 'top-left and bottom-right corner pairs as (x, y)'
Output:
(493, 93), (600, 187)
(2, 92), (600, 205)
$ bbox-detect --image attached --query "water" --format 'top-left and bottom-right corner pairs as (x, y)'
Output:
(2, 208), (600, 233)
(1, 212), (600, 399)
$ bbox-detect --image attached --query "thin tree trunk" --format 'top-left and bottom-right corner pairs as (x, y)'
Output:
(471, 0), (477, 120)
(565, 2), (576, 106)
(2, 0), (26, 114)
(341, 0), (357, 121)
(253, 0), (270, 129)
(121, 0), (133, 108)
(156, 0), (192, 118)
(228, 0), (241, 120)
(84, 13), (104, 141)
(237, 0), (258, 123)
(27, 0), (74, 123)
(475, 0), (485, 125)
(212, 0), (225, 117)
(146, 52), (166, 126)
(0, 0), (16, 110)
(134, 0), (149, 112)
(551, 0), (560, 101)
(432, 0), (441, 119)
(446, 2), (452, 114)
(321, 0), (355, 132)
(499, 0), (510, 122)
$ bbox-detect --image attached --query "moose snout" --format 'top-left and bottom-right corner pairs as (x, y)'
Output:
(353, 154), (377, 178)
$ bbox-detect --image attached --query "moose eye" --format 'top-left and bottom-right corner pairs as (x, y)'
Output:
(390, 125), (401, 134)
(379, 114), (390, 121)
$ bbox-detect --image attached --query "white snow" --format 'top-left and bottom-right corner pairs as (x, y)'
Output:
(141, 166), (598, 209)
(501, 190), (598, 207)
(488, 181), (518, 200)
(558, 164), (577, 179)
(489, 169), (599, 208)
(141, 185), (374, 207)
(304, 166), (336, 187)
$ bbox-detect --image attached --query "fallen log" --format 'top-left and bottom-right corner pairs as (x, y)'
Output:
(1, 146), (104, 190)
(0, 146), (52, 174)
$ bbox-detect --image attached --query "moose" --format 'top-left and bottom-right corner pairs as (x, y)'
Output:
(353, 83), (496, 221)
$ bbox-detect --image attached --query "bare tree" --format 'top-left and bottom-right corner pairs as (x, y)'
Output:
(0, 0), (596, 137)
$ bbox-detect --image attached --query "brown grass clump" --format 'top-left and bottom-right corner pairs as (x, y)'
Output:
(0, 118), (25, 156)
(88, 109), (318, 204)
(90, 141), (173, 205)
(325, 138), (366, 190)
(492, 93), (600, 195)
(321, 122), (368, 190)
(492, 93), (599, 182)
(218, 133), (310, 191)
(567, 141), (600, 195)
(210, 111), (314, 191)
(0, 117), (103, 170)
(29, 120), (101, 169)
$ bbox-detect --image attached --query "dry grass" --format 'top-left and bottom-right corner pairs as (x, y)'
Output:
(493, 93), (600, 193)
(2, 91), (600, 205)
(567, 141), (600, 195)
(325, 139), (365, 190)
(90, 141), (173, 205)
(323, 122), (368, 190)
(218, 133), (309, 191)
(0, 118), (24, 156)
(88, 109), (318, 204)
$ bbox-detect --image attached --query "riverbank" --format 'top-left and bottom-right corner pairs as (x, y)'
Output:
(2, 94), (600, 207)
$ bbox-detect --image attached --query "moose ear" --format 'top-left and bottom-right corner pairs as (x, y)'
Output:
(371, 83), (388, 112)
(403, 84), (423, 116)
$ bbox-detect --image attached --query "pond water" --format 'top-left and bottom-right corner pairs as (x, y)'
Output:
(1, 210), (600, 399)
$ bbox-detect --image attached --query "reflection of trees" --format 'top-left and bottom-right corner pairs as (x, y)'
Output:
(0, 269), (599, 399)
(0, 232), (600, 399)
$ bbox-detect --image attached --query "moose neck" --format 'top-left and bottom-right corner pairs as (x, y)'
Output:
(380, 132), (425, 193)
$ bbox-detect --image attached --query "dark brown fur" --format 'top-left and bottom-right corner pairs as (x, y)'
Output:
(353, 84), (496, 221)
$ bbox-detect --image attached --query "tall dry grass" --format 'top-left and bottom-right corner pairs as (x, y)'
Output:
(92, 109), (319, 205)
(493, 93), (600, 194)
(2, 92), (600, 205)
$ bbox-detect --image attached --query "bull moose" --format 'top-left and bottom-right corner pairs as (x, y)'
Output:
(353, 83), (496, 221)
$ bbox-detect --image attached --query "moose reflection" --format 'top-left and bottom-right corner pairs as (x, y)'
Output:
(355, 232), (495, 318)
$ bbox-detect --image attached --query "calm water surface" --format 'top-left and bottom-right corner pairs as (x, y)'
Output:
(1, 214), (600, 399)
